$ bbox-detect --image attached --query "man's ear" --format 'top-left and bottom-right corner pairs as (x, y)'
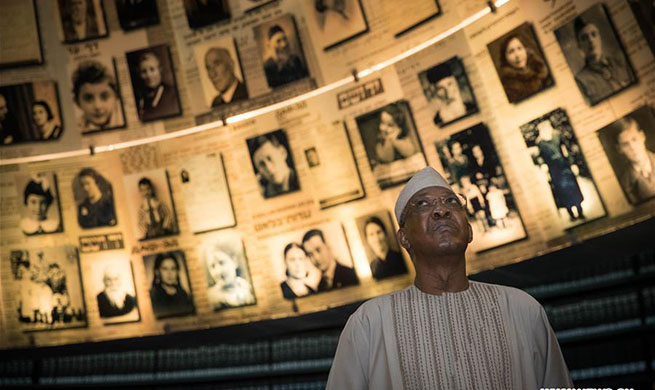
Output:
(396, 228), (410, 250)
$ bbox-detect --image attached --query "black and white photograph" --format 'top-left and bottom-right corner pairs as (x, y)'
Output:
(144, 250), (195, 319)
(487, 22), (554, 104)
(115, 0), (159, 30)
(57, 0), (108, 43)
(194, 37), (248, 109)
(9, 246), (86, 331)
(384, 0), (440, 38)
(15, 172), (63, 236)
(520, 108), (606, 229)
(71, 57), (126, 134)
(85, 254), (140, 325)
(183, 0), (230, 30)
(597, 106), (655, 205)
(355, 210), (408, 280)
(200, 231), (256, 310)
(435, 124), (526, 252)
(354, 100), (427, 189)
(268, 221), (358, 300)
(418, 56), (478, 127)
(554, 4), (636, 106)
(246, 129), (300, 199)
(123, 168), (179, 241)
(126, 45), (182, 122)
(72, 167), (117, 229)
(306, 0), (369, 51)
(176, 153), (236, 234)
(0, 0), (43, 68)
(253, 14), (310, 89)
(0, 81), (63, 145)
(305, 147), (320, 168)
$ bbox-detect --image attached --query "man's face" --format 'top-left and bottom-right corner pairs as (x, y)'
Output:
(0, 95), (8, 121)
(139, 183), (154, 199)
(270, 31), (290, 59)
(472, 145), (483, 160)
(451, 142), (463, 156)
(399, 186), (472, 258)
(103, 270), (122, 292)
(69, 0), (87, 24)
(139, 56), (162, 89)
(205, 49), (235, 93)
(77, 81), (117, 126)
(158, 258), (178, 287)
(27, 194), (49, 220)
(435, 76), (460, 103)
(617, 123), (648, 164)
(253, 141), (289, 185)
(303, 235), (333, 272)
(577, 23), (602, 62)
(365, 222), (389, 259)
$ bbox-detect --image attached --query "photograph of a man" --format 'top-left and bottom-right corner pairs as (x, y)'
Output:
(246, 129), (300, 198)
(598, 106), (655, 205)
(555, 4), (636, 106)
(356, 211), (408, 280)
(205, 46), (248, 107)
(302, 229), (358, 291)
(254, 15), (309, 88)
(309, 0), (369, 51)
(96, 265), (137, 320)
(58, 0), (107, 43)
(145, 251), (195, 319)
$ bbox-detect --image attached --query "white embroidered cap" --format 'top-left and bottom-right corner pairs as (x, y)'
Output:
(394, 166), (452, 225)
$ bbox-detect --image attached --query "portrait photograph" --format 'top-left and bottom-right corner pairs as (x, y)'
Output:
(70, 57), (126, 134)
(597, 105), (655, 205)
(72, 167), (117, 229)
(126, 45), (182, 122)
(85, 254), (139, 325)
(487, 22), (554, 104)
(183, 0), (230, 30)
(143, 250), (195, 319)
(354, 100), (427, 189)
(0, 0), (43, 68)
(200, 230), (256, 311)
(115, 0), (159, 31)
(435, 123), (527, 252)
(15, 172), (63, 236)
(268, 221), (358, 300)
(355, 210), (408, 281)
(8, 246), (86, 332)
(554, 3), (637, 106)
(253, 14), (310, 89)
(306, 0), (369, 51)
(246, 128), (300, 199)
(520, 108), (606, 229)
(418, 56), (478, 127)
(0, 81), (63, 145)
(57, 0), (108, 43)
(123, 168), (179, 241)
(193, 37), (248, 109)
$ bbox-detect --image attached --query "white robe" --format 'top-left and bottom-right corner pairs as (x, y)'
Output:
(326, 281), (572, 389)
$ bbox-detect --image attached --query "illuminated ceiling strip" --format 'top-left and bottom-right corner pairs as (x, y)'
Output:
(0, 0), (509, 167)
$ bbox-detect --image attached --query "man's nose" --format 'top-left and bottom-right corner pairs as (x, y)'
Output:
(431, 204), (450, 219)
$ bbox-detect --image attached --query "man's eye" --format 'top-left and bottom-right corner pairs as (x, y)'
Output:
(444, 196), (459, 205)
(415, 199), (429, 208)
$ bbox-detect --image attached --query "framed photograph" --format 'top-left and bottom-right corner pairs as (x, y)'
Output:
(70, 57), (126, 134)
(435, 123), (527, 252)
(57, 0), (108, 43)
(85, 254), (140, 325)
(487, 22), (554, 104)
(183, 0), (230, 29)
(253, 14), (310, 89)
(418, 56), (478, 127)
(123, 168), (179, 241)
(246, 129), (300, 199)
(268, 221), (358, 299)
(354, 210), (408, 280)
(384, 0), (440, 38)
(9, 246), (87, 332)
(520, 108), (606, 229)
(143, 250), (195, 319)
(200, 231), (256, 310)
(15, 172), (63, 236)
(176, 153), (236, 234)
(554, 4), (636, 106)
(115, 0), (159, 30)
(354, 100), (427, 189)
(597, 106), (655, 205)
(0, 81), (63, 145)
(193, 37), (248, 109)
(0, 0), (43, 68)
(307, 0), (369, 51)
(72, 167), (117, 229)
(126, 45), (182, 122)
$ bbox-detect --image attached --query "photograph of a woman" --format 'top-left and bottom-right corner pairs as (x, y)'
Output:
(32, 101), (62, 140)
(72, 168), (116, 228)
(144, 251), (194, 319)
(280, 243), (321, 299)
(16, 172), (63, 236)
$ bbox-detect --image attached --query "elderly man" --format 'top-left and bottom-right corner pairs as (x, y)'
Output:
(425, 64), (475, 126)
(302, 229), (358, 291)
(263, 25), (309, 88)
(614, 116), (655, 203)
(327, 166), (572, 389)
(204, 47), (248, 107)
(97, 266), (136, 318)
(61, 0), (100, 42)
(248, 132), (299, 198)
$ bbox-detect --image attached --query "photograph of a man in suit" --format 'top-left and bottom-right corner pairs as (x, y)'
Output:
(302, 229), (358, 291)
(204, 47), (248, 108)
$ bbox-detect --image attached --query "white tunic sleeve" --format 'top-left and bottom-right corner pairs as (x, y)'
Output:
(533, 306), (573, 387)
(326, 313), (369, 390)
